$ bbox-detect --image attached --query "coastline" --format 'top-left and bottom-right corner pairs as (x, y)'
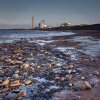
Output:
(0, 30), (100, 100)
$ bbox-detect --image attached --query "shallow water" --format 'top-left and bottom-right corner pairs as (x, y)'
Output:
(71, 36), (100, 57)
(0, 30), (75, 43)
(56, 47), (78, 60)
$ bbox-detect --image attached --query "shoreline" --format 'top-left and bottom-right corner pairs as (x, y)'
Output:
(0, 30), (100, 100)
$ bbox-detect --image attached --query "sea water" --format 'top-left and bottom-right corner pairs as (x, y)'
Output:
(0, 30), (75, 43)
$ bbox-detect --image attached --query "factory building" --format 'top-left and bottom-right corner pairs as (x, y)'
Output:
(39, 20), (46, 29)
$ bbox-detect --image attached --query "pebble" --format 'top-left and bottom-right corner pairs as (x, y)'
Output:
(94, 71), (100, 77)
(5, 93), (17, 100)
(68, 64), (74, 69)
(49, 86), (61, 91)
(74, 81), (91, 90)
(13, 74), (19, 79)
(2, 79), (9, 86)
(14, 70), (19, 74)
(18, 90), (27, 97)
(81, 76), (85, 80)
(24, 80), (32, 85)
(21, 63), (30, 68)
(69, 83), (73, 87)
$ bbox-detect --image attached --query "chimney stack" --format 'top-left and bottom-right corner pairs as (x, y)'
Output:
(32, 16), (35, 29)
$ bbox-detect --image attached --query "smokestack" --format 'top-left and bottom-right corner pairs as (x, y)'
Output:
(32, 16), (35, 29)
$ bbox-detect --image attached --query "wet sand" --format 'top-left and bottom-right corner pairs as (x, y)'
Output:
(0, 30), (100, 100)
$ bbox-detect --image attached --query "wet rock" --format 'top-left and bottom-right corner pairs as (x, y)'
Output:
(18, 90), (27, 97)
(35, 66), (41, 70)
(68, 64), (74, 69)
(67, 69), (72, 74)
(2, 79), (9, 86)
(65, 75), (73, 79)
(24, 80), (32, 85)
(14, 70), (19, 74)
(81, 76), (85, 80)
(74, 81), (91, 90)
(0, 88), (9, 93)
(0, 70), (4, 77)
(0, 79), (2, 83)
(5, 93), (17, 100)
(52, 91), (77, 100)
(10, 80), (21, 88)
(10, 61), (23, 65)
(23, 72), (28, 77)
(55, 76), (61, 81)
(49, 86), (61, 91)
(44, 88), (50, 93)
(94, 71), (100, 77)
(13, 74), (19, 79)
(21, 63), (30, 68)
(18, 97), (30, 100)
(12, 49), (22, 54)
(69, 83), (73, 87)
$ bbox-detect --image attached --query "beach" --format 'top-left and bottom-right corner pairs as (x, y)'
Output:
(0, 30), (100, 100)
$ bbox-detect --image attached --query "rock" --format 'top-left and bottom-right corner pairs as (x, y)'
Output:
(44, 88), (50, 93)
(24, 80), (32, 85)
(0, 80), (2, 83)
(5, 93), (17, 100)
(12, 80), (20, 84)
(67, 70), (72, 74)
(94, 71), (100, 77)
(0, 88), (9, 93)
(69, 83), (73, 87)
(81, 76), (85, 80)
(18, 97), (30, 100)
(10, 80), (21, 87)
(15, 70), (19, 74)
(52, 90), (76, 100)
(5, 58), (12, 62)
(10, 61), (23, 65)
(0, 70), (4, 76)
(2, 79), (9, 86)
(13, 74), (19, 79)
(49, 86), (61, 91)
(18, 90), (27, 97)
(74, 81), (91, 90)
(36, 66), (41, 69)
(65, 75), (72, 79)
(30, 67), (35, 71)
(55, 76), (61, 81)
(21, 63), (29, 68)
(61, 77), (65, 81)
(12, 49), (22, 54)
(68, 64), (74, 69)
(23, 72), (28, 77)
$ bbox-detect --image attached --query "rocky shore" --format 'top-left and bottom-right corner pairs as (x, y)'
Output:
(0, 30), (100, 100)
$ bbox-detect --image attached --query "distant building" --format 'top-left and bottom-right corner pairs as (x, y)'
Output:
(60, 22), (71, 27)
(39, 20), (46, 29)
(32, 16), (35, 29)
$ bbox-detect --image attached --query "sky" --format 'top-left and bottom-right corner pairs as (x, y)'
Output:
(0, 0), (100, 28)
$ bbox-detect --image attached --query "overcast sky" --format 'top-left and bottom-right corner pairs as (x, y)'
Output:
(0, 0), (100, 28)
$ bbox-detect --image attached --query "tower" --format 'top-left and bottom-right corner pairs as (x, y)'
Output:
(32, 16), (35, 29)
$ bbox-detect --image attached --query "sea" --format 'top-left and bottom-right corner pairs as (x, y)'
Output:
(0, 29), (75, 43)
